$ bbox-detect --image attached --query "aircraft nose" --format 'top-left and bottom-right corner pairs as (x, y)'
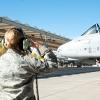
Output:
(57, 42), (75, 57)
(57, 46), (63, 56)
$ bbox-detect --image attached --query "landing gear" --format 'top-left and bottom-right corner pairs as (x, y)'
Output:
(76, 62), (82, 68)
(77, 63), (82, 68)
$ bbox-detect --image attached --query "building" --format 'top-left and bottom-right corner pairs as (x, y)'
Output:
(0, 17), (70, 50)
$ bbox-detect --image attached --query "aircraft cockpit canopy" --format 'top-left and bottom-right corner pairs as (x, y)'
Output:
(81, 24), (100, 36)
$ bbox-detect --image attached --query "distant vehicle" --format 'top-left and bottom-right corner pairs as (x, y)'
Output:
(57, 24), (100, 67)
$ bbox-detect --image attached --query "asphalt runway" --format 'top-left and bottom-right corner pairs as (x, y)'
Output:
(35, 67), (100, 100)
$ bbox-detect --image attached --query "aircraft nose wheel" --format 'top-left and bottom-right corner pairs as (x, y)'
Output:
(77, 63), (82, 68)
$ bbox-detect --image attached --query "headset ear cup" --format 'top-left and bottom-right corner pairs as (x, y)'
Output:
(1, 38), (5, 47)
(23, 39), (30, 51)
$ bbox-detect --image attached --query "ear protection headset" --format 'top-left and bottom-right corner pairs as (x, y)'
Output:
(1, 37), (5, 47)
(2, 27), (30, 51)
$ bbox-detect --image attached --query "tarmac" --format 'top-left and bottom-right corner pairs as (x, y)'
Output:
(35, 67), (100, 100)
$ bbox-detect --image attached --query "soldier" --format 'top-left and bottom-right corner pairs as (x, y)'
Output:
(0, 27), (37, 100)
(44, 49), (58, 68)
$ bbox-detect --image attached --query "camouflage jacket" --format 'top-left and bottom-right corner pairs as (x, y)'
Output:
(0, 49), (36, 100)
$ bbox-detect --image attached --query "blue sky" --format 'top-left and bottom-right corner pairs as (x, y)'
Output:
(0, 0), (100, 39)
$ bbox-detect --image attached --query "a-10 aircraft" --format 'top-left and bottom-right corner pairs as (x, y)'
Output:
(57, 24), (100, 67)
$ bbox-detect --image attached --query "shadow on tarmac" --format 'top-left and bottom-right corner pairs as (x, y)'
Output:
(39, 67), (100, 79)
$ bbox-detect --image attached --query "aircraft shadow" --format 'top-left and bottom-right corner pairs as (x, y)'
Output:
(39, 67), (100, 79)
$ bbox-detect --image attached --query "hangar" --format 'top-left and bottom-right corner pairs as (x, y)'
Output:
(0, 17), (70, 50)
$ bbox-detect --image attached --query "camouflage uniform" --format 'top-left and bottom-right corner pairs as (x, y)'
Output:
(0, 49), (36, 100)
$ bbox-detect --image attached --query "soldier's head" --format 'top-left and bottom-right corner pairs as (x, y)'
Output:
(4, 27), (25, 50)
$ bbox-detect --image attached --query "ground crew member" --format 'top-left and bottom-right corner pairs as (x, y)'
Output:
(0, 27), (38, 100)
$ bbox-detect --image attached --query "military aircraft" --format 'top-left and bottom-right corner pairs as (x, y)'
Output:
(57, 24), (100, 67)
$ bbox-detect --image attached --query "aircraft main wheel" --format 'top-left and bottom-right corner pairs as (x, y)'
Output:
(77, 63), (82, 68)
